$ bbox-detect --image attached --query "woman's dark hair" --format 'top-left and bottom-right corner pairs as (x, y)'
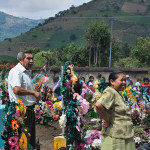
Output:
(108, 71), (124, 85)
(89, 76), (94, 79)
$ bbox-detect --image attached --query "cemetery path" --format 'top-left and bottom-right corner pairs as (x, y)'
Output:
(36, 121), (62, 150)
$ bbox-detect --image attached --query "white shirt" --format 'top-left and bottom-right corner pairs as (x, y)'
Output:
(88, 81), (93, 87)
(8, 63), (36, 106)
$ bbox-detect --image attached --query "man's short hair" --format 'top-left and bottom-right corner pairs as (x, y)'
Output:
(17, 50), (33, 61)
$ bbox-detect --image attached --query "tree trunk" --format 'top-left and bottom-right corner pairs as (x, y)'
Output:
(98, 46), (101, 67)
(94, 47), (95, 65)
(96, 45), (98, 66)
(89, 46), (91, 67)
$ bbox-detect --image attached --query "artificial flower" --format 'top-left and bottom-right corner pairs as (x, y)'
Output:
(92, 139), (101, 149)
(19, 132), (27, 149)
(59, 114), (67, 128)
(73, 93), (89, 115)
(134, 136), (141, 144)
(11, 119), (19, 131)
(10, 144), (19, 150)
(8, 136), (19, 146)
(53, 101), (62, 109)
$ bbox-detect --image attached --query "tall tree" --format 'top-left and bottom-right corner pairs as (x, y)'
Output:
(85, 21), (110, 67)
(132, 37), (150, 67)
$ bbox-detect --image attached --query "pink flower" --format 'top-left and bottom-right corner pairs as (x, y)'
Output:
(8, 136), (18, 146)
(143, 110), (146, 113)
(40, 110), (43, 114)
(73, 93), (89, 115)
(10, 144), (19, 150)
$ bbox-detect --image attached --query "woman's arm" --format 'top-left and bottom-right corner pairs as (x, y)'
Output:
(95, 102), (110, 128)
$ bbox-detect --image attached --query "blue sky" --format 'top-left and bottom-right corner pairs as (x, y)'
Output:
(0, 0), (91, 19)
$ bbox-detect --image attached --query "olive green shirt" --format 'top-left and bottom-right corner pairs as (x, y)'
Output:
(97, 86), (134, 139)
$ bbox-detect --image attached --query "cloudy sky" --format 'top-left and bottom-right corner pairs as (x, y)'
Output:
(0, 0), (91, 20)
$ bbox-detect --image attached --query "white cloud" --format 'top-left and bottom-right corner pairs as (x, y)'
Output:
(0, 0), (91, 19)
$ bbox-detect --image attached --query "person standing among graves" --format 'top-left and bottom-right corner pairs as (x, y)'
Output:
(141, 78), (150, 96)
(95, 71), (135, 150)
(87, 75), (95, 92)
(8, 50), (42, 149)
(126, 75), (133, 87)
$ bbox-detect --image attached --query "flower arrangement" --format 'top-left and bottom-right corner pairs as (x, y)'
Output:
(134, 126), (149, 148)
(60, 61), (82, 147)
(91, 139), (101, 149)
(1, 99), (30, 150)
(73, 93), (89, 115)
(73, 131), (101, 150)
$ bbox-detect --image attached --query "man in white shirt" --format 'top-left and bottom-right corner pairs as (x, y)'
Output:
(126, 75), (133, 87)
(8, 50), (42, 149)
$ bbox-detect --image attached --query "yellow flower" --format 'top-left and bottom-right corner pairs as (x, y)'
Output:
(19, 132), (27, 149)
(53, 101), (62, 109)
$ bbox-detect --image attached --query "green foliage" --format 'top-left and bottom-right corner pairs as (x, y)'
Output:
(34, 51), (46, 66)
(21, 47), (41, 55)
(113, 57), (142, 68)
(132, 37), (150, 67)
(33, 43), (89, 67)
(85, 21), (110, 67)
(0, 55), (17, 64)
(111, 41), (122, 65)
(122, 42), (131, 57)
(1, 0), (150, 68)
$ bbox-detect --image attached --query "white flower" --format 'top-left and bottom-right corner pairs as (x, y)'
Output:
(59, 114), (67, 128)
(92, 142), (96, 147)
(92, 139), (101, 149)
(134, 136), (141, 144)
(97, 139), (101, 146)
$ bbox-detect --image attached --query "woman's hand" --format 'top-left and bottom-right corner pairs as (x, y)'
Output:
(95, 102), (110, 128)
(102, 119), (110, 128)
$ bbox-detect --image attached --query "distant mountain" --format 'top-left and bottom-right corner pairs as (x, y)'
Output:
(0, 0), (150, 61)
(0, 11), (44, 41)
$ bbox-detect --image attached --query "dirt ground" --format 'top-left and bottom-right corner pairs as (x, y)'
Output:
(36, 121), (62, 150)
(36, 116), (96, 150)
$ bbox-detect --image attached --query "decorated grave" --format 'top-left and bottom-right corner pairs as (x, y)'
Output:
(0, 62), (150, 150)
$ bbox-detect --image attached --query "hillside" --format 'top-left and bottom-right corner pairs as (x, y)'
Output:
(0, 0), (150, 61)
(0, 11), (44, 41)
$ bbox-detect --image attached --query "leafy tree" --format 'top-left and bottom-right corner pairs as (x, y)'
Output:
(34, 51), (46, 66)
(113, 57), (142, 68)
(122, 42), (131, 57)
(85, 21), (110, 67)
(21, 47), (41, 55)
(111, 41), (122, 66)
(132, 37), (150, 67)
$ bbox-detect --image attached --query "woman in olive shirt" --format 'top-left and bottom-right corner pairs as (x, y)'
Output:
(95, 71), (135, 150)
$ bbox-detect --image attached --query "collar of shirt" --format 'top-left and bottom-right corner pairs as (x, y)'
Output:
(17, 63), (32, 76)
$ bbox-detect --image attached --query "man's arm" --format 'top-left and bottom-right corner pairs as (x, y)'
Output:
(13, 86), (42, 100)
(95, 102), (110, 128)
